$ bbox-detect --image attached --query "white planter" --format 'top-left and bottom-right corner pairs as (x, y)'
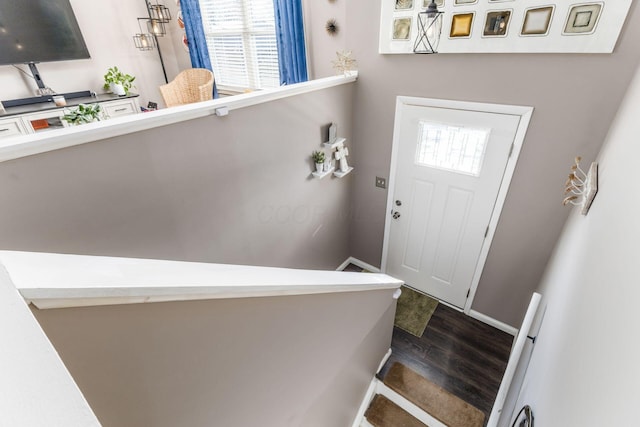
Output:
(110, 83), (126, 96)
(315, 163), (324, 173)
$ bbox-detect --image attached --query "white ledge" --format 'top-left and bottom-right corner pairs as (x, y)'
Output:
(0, 251), (402, 309)
(0, 72), (358, 163)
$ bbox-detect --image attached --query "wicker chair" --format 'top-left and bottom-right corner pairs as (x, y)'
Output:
(159, 68), (214, 107)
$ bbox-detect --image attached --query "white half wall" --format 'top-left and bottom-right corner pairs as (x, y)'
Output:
(0, 267), (100, 427)
(33, 289), (397, 427)
(0, 82), (356, 271)
(511, 60), (640, 425)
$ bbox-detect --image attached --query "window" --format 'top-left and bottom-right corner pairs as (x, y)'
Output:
(415, 122), (490, 177)
(199, 0), (280, 92)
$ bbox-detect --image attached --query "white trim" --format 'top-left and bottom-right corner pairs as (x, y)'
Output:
(350, 348), (392, 427)
(381, 97), (533, 314)
(487, 293), (541, 427)
(336, 258), (353, 271)
(350, 378), (378, 427)
(0, 73), (358, 163)
(0, 265), (100, 426)
(0, 250), (401, 310)
(468, 309), (518, 337)
(377, 348), (393, 374)
(338, 256), (382, 273)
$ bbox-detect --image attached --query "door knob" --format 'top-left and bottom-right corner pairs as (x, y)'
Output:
(395, 200), (402, 206)
(392, 211), (401, 219)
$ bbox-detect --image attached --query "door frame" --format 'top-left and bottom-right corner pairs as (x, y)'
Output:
(381, 96), (533, 314)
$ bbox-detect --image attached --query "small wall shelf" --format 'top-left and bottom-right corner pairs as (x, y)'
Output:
(310, 135), (353, 180)
(312, 166), (335, 179)
(333, 167), (353, 178)
(323, 137), (346, 150)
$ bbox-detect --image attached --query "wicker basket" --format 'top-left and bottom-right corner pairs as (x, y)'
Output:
(159, 68), (215, 107)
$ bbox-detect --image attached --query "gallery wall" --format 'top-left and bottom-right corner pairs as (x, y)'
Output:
(319, 0), (640, 327)
(0, 0), (188, 108)
(510, 58), (640, 427)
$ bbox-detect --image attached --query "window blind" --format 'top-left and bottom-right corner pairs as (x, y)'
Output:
(199, 0), (280, 91)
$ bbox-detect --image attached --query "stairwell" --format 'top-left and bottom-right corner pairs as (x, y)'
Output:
(361, 361), (485, 427)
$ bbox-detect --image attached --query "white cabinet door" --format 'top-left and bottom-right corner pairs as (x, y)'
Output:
(102, 99), (139, 118)
(0, 117), (29, 139)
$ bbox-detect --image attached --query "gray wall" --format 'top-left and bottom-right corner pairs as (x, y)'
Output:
(320, 1), (640, 326)
(0, 84), (354, 270)
(32, 289), (396, 427)
(509, 59), (640, 427)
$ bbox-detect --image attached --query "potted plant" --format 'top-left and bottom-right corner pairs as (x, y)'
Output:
(62, 103), (103, 126)
(103, 66), (135, 96)
(312, 150), (325, 173)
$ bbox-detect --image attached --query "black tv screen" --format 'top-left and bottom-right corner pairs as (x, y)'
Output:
(0, 0), (90, 66)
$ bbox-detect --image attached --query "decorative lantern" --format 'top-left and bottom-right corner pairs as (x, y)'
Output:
(413, 0), (444, 54)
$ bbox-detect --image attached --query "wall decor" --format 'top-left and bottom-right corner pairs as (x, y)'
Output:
(326, 19), (339, 35)
(483, 10), (511, 37)
(332, 50), (358, 75)
(521, 6), (555, 36)
(562, 156), (598, 215)
(564, 3), (602, 35)
(379, 0), (632, 53)
(393, 17), (413, 40)
(396, 0), (414, 10)
(450, 13), (474, 37)
(414, 0), (445, 53)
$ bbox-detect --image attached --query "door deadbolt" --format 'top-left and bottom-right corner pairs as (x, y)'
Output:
(395, 200), (402, 206)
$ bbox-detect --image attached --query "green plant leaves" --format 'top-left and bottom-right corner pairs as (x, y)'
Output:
(62, 103), (103, 125)
(103, 66), (136, 94)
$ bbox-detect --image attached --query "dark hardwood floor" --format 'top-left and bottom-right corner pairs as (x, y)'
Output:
(379, 303), (514, 425)
(342, 263), (513, 424)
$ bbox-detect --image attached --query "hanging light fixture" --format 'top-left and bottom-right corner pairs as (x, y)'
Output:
(131, 0), (170, 83)
(148, 0), (171, 23)
(133, 18), (156, 50)
(413, 0), (444, 54)
(147, 18), (167, 36)
(133, 32), (156, 50)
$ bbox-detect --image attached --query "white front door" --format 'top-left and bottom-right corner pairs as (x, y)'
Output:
(383, 98), (529, 309)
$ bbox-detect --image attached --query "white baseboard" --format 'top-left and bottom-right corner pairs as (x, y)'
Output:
(468, 309), (518, 336)
(351, 379), (377, 427)
(336, 258), (353, 271)
(338, 257), (516, 338)
(337, 257), (382, 273)
(350, 348), (392, 427)
(377, 348), (392, 374)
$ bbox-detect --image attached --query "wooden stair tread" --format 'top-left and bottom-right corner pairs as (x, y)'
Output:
(365, 394), (428, 427)
(383, 362), (485, 427)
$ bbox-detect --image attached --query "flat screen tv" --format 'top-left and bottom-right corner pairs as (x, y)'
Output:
(0, 0), (90, 66)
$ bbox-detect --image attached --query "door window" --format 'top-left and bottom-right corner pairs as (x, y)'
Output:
(415, 121), (490, 176)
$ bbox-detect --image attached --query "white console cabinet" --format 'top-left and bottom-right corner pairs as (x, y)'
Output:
(0, 95), (140, 139)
